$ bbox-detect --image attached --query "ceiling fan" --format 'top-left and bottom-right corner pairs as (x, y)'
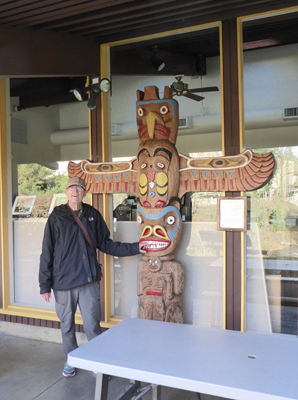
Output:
(170, 75), (219, 102)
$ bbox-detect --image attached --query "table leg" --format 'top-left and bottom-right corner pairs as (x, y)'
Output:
(114, 381), (141, 400)
(131, 383), (161, 400)
(152, 385), (161, 400)
(94, 373), (109, 400)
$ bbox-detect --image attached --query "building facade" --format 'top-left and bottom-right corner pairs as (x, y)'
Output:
(1, 2), (298, 339)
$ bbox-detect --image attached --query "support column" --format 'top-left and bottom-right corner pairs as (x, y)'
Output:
(0, 78), (8, 310)
(222, 18), (242, 331)
(90, 94), (106, 322)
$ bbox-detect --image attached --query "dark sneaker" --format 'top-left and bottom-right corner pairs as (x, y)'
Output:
(63, 362), (76, 377)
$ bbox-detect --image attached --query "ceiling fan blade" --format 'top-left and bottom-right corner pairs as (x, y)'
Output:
(188, 86), (219, 93)
(183, 92), (205, 102)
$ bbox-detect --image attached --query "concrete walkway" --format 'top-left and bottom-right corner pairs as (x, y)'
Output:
(0, 332), (224, 400)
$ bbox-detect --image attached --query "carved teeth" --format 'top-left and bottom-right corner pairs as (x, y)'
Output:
(146, 241), (168, 249)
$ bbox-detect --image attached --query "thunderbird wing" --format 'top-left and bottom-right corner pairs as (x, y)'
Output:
(68, 158), (138, 194)
(178, 150), (275, 197)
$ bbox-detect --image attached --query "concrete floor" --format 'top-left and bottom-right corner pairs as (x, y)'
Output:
(0, 331), (225, 400)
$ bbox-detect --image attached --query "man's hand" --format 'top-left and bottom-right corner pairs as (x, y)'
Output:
(41, 293), (51, 302)
(139, 241), (149, 254)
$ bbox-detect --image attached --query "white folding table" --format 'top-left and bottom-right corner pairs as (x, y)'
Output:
(68, 317), (298, 400)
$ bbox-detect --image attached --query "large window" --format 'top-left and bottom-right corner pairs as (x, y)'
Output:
(242, 11), (298, 335)
(107, 25), (224, 326)
(8, 82), (90, 309)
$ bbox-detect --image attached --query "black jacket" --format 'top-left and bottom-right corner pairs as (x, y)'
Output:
(39, 203), (139, 294)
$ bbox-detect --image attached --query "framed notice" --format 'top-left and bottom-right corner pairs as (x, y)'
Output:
(217, 196), (247, 232)
(12, 195), (36, 215)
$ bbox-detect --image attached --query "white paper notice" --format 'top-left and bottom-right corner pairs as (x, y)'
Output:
(220, 199), (245, 229)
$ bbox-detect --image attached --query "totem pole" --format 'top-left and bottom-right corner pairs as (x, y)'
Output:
(134, 86), (184, 322)
(68, 85), (275, 324)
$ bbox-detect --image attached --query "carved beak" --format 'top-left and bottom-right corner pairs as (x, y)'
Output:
(146, 111), (164, 139)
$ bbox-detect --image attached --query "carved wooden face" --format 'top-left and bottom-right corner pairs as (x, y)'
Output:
(136, 86), (179, 145)
(145, 256), (163, 273)
(137, 205), (182, 257)
(137, 140), (179, 208)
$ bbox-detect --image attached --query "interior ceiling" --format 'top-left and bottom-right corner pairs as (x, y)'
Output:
(3, 0), (298, 108)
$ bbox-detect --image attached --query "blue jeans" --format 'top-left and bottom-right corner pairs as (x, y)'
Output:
(54, 281), (101, 358)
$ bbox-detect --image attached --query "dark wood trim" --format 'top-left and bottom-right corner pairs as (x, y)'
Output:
(90, 95), (103, 164)
(0, 213), (2, 308)
(0, 313), (86, 332)
(222, 18), (242, 331)
(0, 78), (5, 310)
(0, 25), (100, 76)
(225, 225), (242, 331)
(90, 95), (106, 323)
(222, 19), (241, 156)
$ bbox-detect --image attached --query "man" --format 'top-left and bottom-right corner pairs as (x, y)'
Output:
(39, 176), (147, 377)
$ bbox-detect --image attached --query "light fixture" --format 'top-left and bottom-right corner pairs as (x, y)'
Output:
(71, 78), (111, 109)
(151, 46), (165, 72)
(87, 94), (97, 111)
(73, 87), (87, 101)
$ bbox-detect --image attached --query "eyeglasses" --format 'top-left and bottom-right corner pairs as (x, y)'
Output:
(67, 186), (85, 192)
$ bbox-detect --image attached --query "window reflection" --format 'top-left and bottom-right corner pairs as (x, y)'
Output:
(246, 147), (298, 335)
(9, 91), (90, 308)
(243, 11), (298, 335)
(109, 39), (223, 326)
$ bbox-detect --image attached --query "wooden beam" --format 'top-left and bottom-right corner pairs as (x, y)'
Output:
(0, 25), (100, 76)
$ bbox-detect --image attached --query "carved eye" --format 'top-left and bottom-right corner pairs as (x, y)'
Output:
(137, 215), (143, 223)
(156, 162), (164, 169)
(138, 108), (144, 116)
(167, 216), (175, 225)
(141, 163), (147, 169)
(139, 173), (148, 196)
(156, 172), (168, 196)
(160, 105), (168, 115)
